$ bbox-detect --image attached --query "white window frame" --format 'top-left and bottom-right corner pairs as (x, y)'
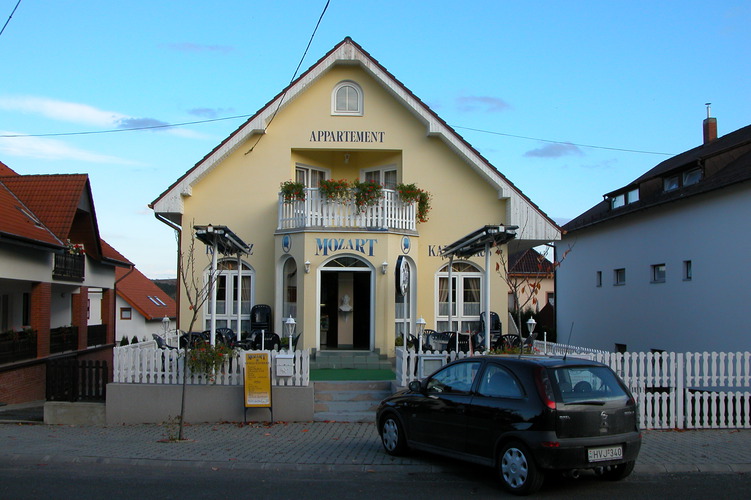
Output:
(296, 164), (329, 188)
(204, 259), (255, 334)
(435, 261), (483, 332)
(362, 165), (398, 189)
(331, 81), (363, 116)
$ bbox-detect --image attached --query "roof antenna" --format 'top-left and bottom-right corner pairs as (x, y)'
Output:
(562, 322), (574, 361)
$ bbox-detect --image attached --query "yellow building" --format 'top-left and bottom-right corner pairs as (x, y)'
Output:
(151, 38), (559, 360)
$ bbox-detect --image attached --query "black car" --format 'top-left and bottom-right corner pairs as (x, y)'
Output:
(376, 355), (641, 495)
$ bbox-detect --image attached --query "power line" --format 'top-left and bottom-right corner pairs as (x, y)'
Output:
(452, 125), (675, 156)
(0, 0), (22, 38)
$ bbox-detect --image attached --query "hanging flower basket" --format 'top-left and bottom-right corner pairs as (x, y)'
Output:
(353, 180), (383, 212)
(318, 178), (352, 203)
(65, 239), (85, 255)
(396, 183), (432, 223)
(280, 180), (306, 203)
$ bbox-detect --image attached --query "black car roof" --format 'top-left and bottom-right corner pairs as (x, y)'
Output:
(458, 354), (607, 369)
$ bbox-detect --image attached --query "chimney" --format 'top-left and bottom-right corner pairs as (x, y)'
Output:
(703, 103), (717, 144)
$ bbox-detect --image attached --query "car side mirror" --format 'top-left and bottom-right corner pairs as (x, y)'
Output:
(408, 380), (422, 392)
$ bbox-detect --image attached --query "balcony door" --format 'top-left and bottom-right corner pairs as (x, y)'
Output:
(296, 164), (327, 187)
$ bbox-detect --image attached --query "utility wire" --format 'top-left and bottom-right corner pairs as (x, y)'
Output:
(0, 0), (22, 38)
(452, 125), (675, 157)
(244, 0), (330, 155)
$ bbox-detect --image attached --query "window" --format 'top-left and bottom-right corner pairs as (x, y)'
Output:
(296, 164), (327, 188)
(664, 175), (680, 192)
(683, 260), (693, 281)
(120, 307), (132, 320)
(147, 296), (167, 306)
(596, 271), (602, 287)
(332, 81), (363, 116)
(364, 166), (397, 189)
(627, 188), (639, 203)
(651, 264), (666, 283)
(610, 193), (625, 209)
(426, 361), (482, 395)
(204, 259), (254, 334)
(683, 168), (702, 186)
(546, 292), (555, 306)
(436, 261), (483, 332)
(614, 268), (626, 286)
(478, 364), (524, 398)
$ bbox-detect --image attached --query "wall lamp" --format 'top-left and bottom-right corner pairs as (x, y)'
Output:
(304, 261), (311, 274)
(381, 261), (388, 274)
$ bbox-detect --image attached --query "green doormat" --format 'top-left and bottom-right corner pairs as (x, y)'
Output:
(310, 368), (395, 381)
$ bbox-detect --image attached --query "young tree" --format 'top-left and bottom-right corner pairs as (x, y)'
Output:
(175, 224), (220, 440)
(494, 243), (572, 342)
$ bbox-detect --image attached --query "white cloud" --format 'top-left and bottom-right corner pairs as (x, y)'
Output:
(0, 96), (126, 127)
(0, 131), (140, 165)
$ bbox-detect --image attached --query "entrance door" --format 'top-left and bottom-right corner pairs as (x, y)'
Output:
(320, 258), (372, 350)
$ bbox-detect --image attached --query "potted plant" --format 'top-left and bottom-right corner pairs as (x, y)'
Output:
(279, 180), (306, 203)
(353, 179), (383, 211)
(318, 178), (352, 202)
(187, 343), (234, 382)
(396, 183), (432, 223)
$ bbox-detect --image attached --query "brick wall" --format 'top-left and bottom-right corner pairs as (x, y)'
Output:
(0, 363), (45, 404)
(30, 282), (51, 358)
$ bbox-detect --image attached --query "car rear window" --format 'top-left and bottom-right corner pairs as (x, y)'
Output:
(550, 366), (630, 404)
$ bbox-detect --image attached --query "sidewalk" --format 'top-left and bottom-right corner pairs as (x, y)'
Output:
(2, 405), (751, 474)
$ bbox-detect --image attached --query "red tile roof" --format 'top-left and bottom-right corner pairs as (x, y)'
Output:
(1, 174), (89, 240)
(0, 180), (63, 247)
(509, 249), (555, 276)
(115, 266), (176, 320)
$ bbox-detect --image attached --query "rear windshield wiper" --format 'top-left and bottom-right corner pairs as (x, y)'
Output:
(564, 400), (605, 406)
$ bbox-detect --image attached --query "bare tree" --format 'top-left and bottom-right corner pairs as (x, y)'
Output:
(494, 242), (573, 341)
(175, 224), (220, 440)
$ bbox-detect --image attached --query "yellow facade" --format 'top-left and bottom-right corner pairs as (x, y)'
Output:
(152, 38), (559, 358)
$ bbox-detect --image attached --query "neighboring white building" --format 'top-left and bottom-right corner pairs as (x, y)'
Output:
(115, 266), (176, 344)
(556, 117), (751, 353)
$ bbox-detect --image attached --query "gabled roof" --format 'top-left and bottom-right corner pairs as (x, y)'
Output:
(2, 174), (90, 240)
(115, 266), (176, 321)
(564, 123), (751, 233)
(0, 180), (63, 248)
(151, 37), (560, 246)
(508, 248), (555, 276)
(0, 165), (130, 266)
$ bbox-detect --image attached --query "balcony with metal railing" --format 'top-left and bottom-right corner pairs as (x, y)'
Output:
(277, 188), (417, 232)
(53, 253), (85, 282)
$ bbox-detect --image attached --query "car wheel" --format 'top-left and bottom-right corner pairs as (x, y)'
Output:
(380, 414), (408, 456)
(498, 441), (544, 495)
(595, 461), (635, 481)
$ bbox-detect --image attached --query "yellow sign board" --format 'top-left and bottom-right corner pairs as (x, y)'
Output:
(244, 352), (271, 407)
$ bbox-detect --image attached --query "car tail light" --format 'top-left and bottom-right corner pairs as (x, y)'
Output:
(541, 441), (560, 448)
(535, 366), (556, 410)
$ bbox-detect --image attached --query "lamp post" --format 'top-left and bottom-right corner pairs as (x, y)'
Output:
(526, 317), (536, 352)
(162, 315), (170, 336)
(285, 316), (296, 352)
(416, 317), (426, 353)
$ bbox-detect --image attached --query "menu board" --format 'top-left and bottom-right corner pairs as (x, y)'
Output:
(244, 352), (271, 407)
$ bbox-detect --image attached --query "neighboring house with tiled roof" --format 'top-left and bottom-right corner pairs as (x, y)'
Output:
(556, 116), (751, 353)
(507, 248), (555, 313)
(0, 162), (130, 404)
(115, 266), (176, 344)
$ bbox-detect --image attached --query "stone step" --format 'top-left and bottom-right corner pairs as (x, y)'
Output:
(313, 380), (395, 423)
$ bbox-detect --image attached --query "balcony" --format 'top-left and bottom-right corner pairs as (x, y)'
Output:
(53, 253), (85, 282)
(277, 188), (416, 232)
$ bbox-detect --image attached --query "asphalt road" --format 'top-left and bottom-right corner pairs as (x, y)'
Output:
(1, 460), (749, 499)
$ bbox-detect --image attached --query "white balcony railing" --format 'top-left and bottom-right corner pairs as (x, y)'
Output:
(277, 188), (416, 231)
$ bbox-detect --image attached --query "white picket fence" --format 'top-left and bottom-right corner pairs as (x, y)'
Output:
(113, 346), (310, 387)
(396, 345), (751, 430)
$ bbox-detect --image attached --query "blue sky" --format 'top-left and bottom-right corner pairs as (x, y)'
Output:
(1, 1), (749, 278)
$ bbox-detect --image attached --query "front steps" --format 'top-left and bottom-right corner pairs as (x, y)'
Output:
(313, 380), (394, 422)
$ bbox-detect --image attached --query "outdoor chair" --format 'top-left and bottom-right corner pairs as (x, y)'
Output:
(447, 332), (472, 353)
(425, 331), (451, 352)
(179, 331), (207, 348)
(249, 330), (282, 351)
(214, 327), (237, 345)
(152, 333), (177, 350)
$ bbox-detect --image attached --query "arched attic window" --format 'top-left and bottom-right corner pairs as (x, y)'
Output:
(332, 81), (363, 116)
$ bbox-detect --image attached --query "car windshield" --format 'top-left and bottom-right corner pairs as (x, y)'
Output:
(551, 366), (630, 404)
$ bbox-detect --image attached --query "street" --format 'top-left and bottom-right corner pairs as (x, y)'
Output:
(1, 460), (749, 499)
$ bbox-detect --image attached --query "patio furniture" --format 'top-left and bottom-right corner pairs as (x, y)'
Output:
(447, 332), (472, 353)
(179, 331), (207, 348)
(250, 304), (273, 332)
(425, 330), (452, 352)
(249, 330), (282, 351)
(152, 333), (178, 350)
(480, 311), (502, 346)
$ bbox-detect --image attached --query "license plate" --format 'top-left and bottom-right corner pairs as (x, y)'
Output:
(588, 445), (623, 462)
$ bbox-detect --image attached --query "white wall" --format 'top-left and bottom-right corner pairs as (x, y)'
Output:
(556, 184), (751, 353)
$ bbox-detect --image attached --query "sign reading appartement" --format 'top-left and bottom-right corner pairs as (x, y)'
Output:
(309, 130), (385, 143)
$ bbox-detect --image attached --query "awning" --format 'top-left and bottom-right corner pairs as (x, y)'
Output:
(440, 225), (517, 352)
(194, 224), (250, 255)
